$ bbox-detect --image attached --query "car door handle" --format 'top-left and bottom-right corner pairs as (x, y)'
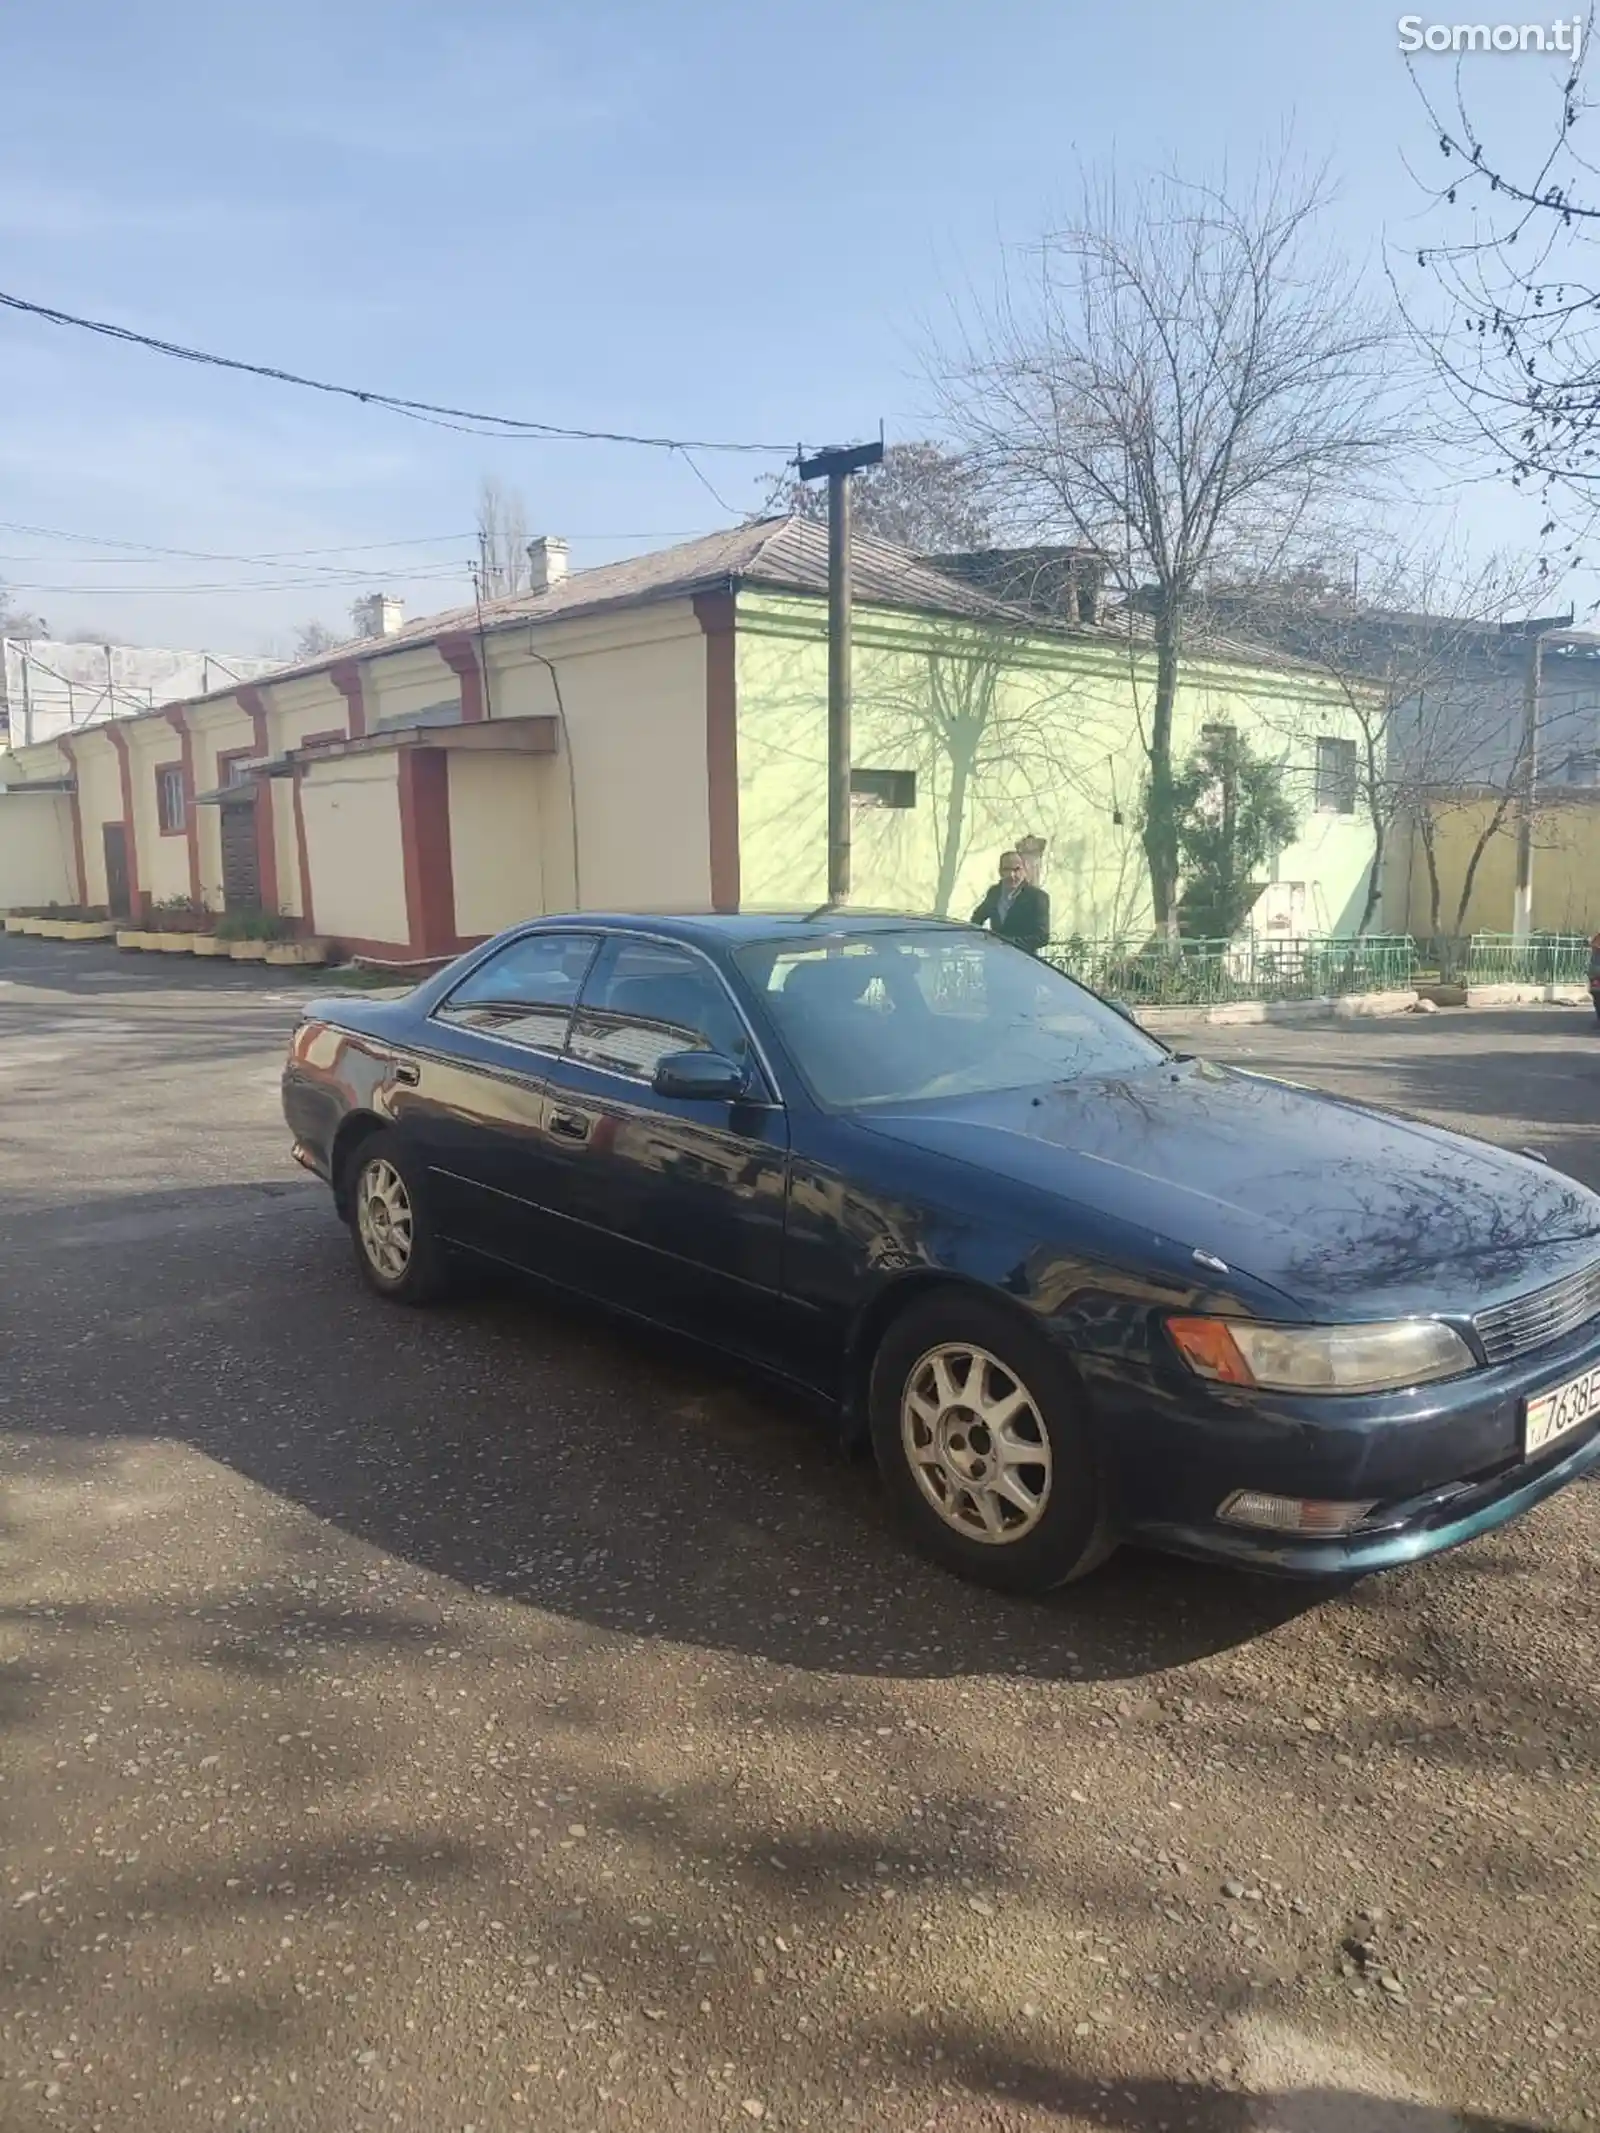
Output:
(392, 1060), (421, 1087)
(549, 1108), (590, 1142)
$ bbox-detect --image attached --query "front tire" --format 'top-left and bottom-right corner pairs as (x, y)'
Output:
(347, 1131), (452, 1305)
(868, 1292), (1114, 1594)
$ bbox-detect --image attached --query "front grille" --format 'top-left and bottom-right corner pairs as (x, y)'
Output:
(1474, 1258), (1600, 1365)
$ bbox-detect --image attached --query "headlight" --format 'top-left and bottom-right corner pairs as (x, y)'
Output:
(1167, 1315), (1475, 1394)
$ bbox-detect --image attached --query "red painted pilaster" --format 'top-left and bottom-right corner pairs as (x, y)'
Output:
(693, 590), (741, 913)
(438, 635), (485, 723)
(396, 746), (456, 958)
(58, 734), (89, 907)
(236, 686), (280, 915)
(105, 723), (143, 916)
(330, 660), (367, 738)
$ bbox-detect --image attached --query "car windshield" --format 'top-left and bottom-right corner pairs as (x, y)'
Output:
(735, 928), (1167, 1107)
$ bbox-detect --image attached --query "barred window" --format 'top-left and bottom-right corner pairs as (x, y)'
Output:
(1314, 736), (1358, 813)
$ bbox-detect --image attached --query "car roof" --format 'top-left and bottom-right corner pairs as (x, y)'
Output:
(525, 908), (965, 946)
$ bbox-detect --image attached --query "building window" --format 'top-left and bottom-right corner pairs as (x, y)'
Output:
(156, 763), (187, 835)
(1564, 749), (1600, 787)
(1199, 722), (1238, 746)
(1314, 735), (1358, 813)
(850, 768), (917, 809)
(217, 749), (255, 788)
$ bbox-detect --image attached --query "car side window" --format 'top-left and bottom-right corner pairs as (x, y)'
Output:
(568, 938), (751, 1083)
(433, 933), (600, 1055)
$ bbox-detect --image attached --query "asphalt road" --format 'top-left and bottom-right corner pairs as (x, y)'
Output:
(1, 936), (1597, 2133)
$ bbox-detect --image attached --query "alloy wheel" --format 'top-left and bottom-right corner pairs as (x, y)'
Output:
(356, 1157), (414, 1283)
(900, 1341), (1053, 1544)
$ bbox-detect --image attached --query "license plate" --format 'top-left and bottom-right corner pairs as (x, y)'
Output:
(1524, 1364), (1600, 1456)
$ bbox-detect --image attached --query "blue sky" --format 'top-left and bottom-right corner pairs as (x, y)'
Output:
(0, 0), (1581, 652)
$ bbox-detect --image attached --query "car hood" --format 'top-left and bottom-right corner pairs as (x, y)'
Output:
(858, 1060), (1600, 1320)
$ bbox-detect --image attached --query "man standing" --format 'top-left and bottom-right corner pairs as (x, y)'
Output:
(971, 849), (1051, 955)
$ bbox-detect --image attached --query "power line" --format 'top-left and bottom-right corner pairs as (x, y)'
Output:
(0, 570), (473, 596)
(0, 286), (796, 455)
(0, 517), (724, 570)
(0, 517), (474, 563)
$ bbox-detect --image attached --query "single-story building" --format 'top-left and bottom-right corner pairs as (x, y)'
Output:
(0, 520), (1380, 958)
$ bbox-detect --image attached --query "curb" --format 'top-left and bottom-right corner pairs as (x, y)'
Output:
(1453, 982), (1590, 1008)
(1139, 990), (1418, 1034)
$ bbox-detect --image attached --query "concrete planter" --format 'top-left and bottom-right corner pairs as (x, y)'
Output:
(264, 939), (329, 966)
(58, 920), (117, 941)
(154, 934), (196, 952)
(190, 935), (230, 957)
(33, 919), (68, 938)
(2, 915), (30, 934)
(116, 929), (163, 951)
(228, 940), (270, 961)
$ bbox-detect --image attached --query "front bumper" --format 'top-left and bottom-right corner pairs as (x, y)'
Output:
(1131, 1415), (1600, 1574)
(1093, 1316), (1600, 1578)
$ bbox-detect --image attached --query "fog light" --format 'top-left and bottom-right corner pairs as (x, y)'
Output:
(1218, 1491), (1376, 1535)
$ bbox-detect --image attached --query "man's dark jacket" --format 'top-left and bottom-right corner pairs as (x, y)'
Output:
(971, 880), (1051, 955)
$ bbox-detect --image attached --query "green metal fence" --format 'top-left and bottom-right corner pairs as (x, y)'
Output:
(1464, 932), (1593, 986)
(1042, 934), (1418, 1008)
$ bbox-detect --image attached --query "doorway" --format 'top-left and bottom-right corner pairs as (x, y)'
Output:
(101, 823), (131, 918)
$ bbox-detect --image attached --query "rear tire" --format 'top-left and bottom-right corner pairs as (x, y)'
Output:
(868, 1291), (1115, 1594)
(346, 1130), (452, 1305)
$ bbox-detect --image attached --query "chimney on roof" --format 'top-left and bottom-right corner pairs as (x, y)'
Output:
(352, 593), (405, 639)
(1068, 552), (1104, 626)
(526, 536), (568, 594)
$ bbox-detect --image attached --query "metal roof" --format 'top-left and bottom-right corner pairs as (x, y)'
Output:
(259, 516), (1090, 687)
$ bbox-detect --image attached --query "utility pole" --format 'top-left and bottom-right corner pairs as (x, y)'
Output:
(1512, 626), (1549, 943)
(797, 438), (884, 904)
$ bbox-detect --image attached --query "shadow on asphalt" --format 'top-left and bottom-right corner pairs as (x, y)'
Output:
(0, 1177), (1330, 1687)
(1206, 1008), (1600, 1191)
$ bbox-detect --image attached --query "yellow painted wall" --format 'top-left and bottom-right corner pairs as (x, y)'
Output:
(0, 792), (77, 908)
(126, 717), (190, 905)
(365, 646), (462, 727)
(72, 735), (125, 908)
(448, 752), (548, 938)
(1393, 795), (1600, 937)
(256, 679), (350, 920)
(299, 752), (408, 946)
(733, 594), (1377, 940)
(486, 605), (710, 911)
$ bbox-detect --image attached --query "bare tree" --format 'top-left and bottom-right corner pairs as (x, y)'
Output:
(761, 441), (993, 554)
(477, 476), (531, 599)
(937, 164), (1404, 941)
(0, 582), (47, 639)
(292, 619), (340, 661)
(1215, 545), (1549, 934)
(1403, 35), (1600, 540)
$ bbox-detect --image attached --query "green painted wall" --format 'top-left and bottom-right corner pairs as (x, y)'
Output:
(733, 591), (1377, 940)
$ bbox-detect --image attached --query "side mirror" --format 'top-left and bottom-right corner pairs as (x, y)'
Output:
(652, 1050), (749, 1101)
